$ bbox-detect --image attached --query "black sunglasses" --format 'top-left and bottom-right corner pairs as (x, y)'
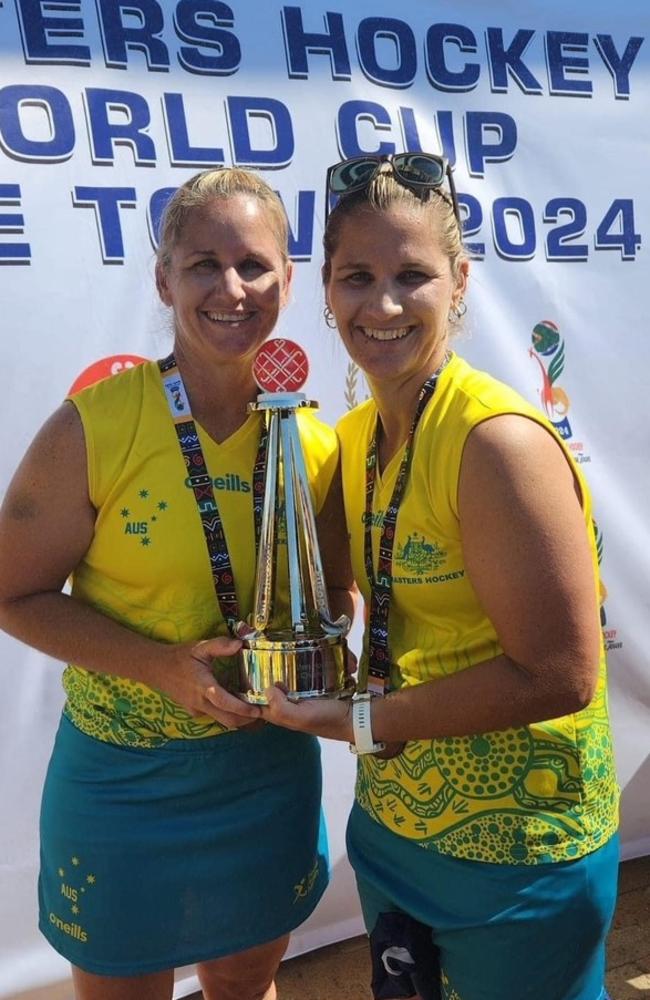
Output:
(325, 152), (461, 226)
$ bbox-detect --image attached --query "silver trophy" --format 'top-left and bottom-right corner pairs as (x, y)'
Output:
(236, 339), (351, 704)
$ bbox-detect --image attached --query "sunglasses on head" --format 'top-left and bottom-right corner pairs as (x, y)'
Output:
(325, 152), (461, 226)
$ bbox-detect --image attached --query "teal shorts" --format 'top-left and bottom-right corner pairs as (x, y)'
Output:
(39, 714), (328, 975)
(347, 802), (618, 1000)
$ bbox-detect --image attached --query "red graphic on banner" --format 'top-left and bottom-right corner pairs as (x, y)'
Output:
(69, 355), (148, 394)
(253, 338), (309, 392)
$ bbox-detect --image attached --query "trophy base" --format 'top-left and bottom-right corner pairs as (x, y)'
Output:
(240, 630), (350, 704)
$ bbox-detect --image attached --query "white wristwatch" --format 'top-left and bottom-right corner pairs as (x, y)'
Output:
(349, 692), (386, 756)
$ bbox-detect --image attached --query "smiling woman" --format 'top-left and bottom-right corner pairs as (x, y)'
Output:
(155, 172), (292, 406)
(324, 203), (466, 438)
(0, 168), (355, 1000)
(155, 203), (291, 438)
(260, 159), (620, 1000)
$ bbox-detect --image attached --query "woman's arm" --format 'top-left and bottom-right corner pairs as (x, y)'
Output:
(0, 402), (259, 728)
(261, 414), (601, 742)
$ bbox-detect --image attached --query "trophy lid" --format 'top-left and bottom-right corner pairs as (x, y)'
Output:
(253, 338), (309, 393)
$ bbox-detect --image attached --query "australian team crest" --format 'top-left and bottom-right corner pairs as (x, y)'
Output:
(395, 533), (446, 575)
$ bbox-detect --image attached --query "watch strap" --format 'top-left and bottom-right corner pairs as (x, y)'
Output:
(350, 694), (385, 755)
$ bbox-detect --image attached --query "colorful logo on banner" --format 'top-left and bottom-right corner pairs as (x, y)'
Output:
(68, 354), (148, 394)
(528, 324), (621, 653)
(529, 321), (590, 465)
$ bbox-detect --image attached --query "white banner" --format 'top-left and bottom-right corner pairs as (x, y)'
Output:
(1, 1), (649, 995)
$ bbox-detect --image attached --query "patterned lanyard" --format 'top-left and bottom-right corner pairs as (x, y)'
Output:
(158, 353), (268, 632)
(364, 358), (448, 695)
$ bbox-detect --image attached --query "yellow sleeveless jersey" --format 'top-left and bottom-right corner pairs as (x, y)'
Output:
(337, 353), (618, 864)
(64, 360), (339, 747)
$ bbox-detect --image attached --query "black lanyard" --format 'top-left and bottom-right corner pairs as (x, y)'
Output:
(364, 357), (448, 695)
(158, 353), (268, 631)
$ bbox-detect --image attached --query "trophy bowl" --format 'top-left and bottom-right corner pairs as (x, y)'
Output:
(240, 629), (350, 704)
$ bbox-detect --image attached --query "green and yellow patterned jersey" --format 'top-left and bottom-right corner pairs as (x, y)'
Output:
(337, 354), (618, 865)
(64, 360), (339, 747)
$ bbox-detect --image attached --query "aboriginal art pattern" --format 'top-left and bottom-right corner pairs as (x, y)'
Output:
(355, 676), (618, 865)
(63, 665), (230, 747)
(341, 355), (618, 865)
(62, 566), (244, 747)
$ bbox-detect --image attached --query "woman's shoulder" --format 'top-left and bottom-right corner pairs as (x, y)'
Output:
(444, 354), (538, 420)
(420, 355), (554, 489)
(68, 359), (157, 422)
(67, 360), (162, 505)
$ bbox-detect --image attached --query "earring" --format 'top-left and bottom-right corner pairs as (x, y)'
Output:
(323, 305), (337, 329)
(449, 298), (467, 323)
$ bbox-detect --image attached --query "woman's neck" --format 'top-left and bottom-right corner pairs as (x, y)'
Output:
(173, 343), (259, 443)
(368, 376), (427, 470)
(368, 350), (450, 469)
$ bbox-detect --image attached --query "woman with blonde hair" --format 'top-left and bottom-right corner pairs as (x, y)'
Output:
(0, 167), (354, 999)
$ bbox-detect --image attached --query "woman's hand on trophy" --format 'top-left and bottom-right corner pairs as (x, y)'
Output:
(160, 637), (263, 729)
(261, 684), (354, 742)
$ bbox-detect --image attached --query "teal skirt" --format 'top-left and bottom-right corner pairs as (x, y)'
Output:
(348, 802), (618, 1000)
(39, 714), (328, 975)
